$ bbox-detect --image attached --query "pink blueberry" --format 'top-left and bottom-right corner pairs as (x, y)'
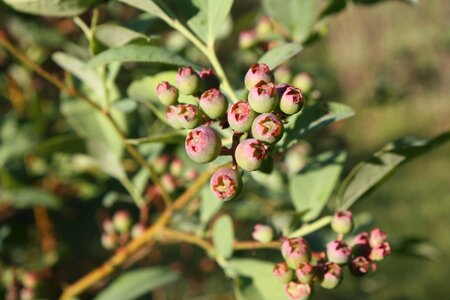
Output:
(244, 63), (274, 90)
(235, 138), (268, 171)
(199, 88), (228, 119)
(280, 86), (304, 115)
(185, 126), (222, 163)
(227, 100), (257, 133)
(281, 238), (311, 269)
(209, 167), (242, 201)
(251, 113), (284, 144)
(176, 66), (200, 95)
(156, 81), (179, 106)
(273, 262), (294, 284)
(248, 81), (278, 113)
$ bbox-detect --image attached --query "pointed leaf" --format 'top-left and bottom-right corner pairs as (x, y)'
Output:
(258, 43), (302, 69)
(94, 24), (150, 48)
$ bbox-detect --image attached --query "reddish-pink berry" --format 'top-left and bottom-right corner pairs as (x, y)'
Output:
(165, 105), (183, 129)
(252, 224), (273, 243)
(235, 138), (268, 171)
(239, 29), (257, 49)
(177, 104), (201, 129)
(227, 100), (257, 133)
(370, 242), (391, 261)
(169, 158), (183, 177)
(349, 256), (371, 277)
(248, 81), (278, 113)
(199, 88), (228, 119)
(273, 262), (293, 284)
(280, 86), (304, 115)
(320, 262), (343, 289)
(326, 240), (352, 264)
(101, 233), (117, 250)
(161, 173), (177, 193)
(251, 113), (284, 144)
(21, 272), (38, 289)
(210, 167), (242, 201)
(369, 228), (388, 248)
(176, 66), (200, 95)
(296, 262), (314, 284)
(156, 81), (179, 106)
(185, 126), (222, 163)
(113, 210), (131, 233)
(244, 63), (274, 90)
(331, 210), (354, 234)
(281, 238), (311, 269)
(284, 281), (313, 300)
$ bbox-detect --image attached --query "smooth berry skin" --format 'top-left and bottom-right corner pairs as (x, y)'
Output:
(244, 63), (274, 90)
(176, 104), (201, 129)
(369, 228), (388, 248)
(248, 81), (278, 113)
(320, 262), (343, 289)
(296, 262), (314, 284)
(101, 233), (116, 250)
(113, 210), (131, 234)
(227, 101), (257, 133)
(252, 224), (273, 243)
(281, 238), (311, 269)
(331, 210), (354, 234)
(210, 167), (242, 201)
(185, 126), (222, 163)
(370, 242), (391, 261)
(251, 113), (284, 144)
(284, 282), (313, 300)
(326, 240), (352, 264)
(199, 88), (228, 120)
(239, 29), (257, 49)
(273, 263), (293, 284)
(293, 72), (314, 94)
(235, 138), (268, 171)
(280, 86), (304, 115)
(156, 81), (179, 106)
(165, 105), (183, 129)
(176, 66), (200, 95)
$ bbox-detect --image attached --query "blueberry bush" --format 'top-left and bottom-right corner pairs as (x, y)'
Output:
(0, 0), (448, 299)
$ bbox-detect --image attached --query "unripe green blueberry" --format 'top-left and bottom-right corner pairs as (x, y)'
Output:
(281, 238), (311, 269)
(235, 138), (268, 171)
(296, 262), (314, 284)
(251, 113), (284, 144)
(199, 68), (220, 91)
(131, 224), (145, 239)
(280, 86), (304, 115)
(176, 104), (201, 129)
(185, 125), (222, 163)
(252, 224), (273, 243)
(239, 30), (257, 49)
(274, 65), (292, 84)
(101, 233), (117, 250)
(273, 262), (293, 284)
(244, 63), (274, 90)
(326, 240), (352, 264)
(293, 72), (314, 94)
(165, 105), (183, 129)
(176, 66), (200, 95)
(154, 154), (170, 174)
(256, 16), (274, 37)
(161, 173), (177, 193)
(227, 101), (257, 133)
(169, 157), (183, 177)
(156, 81), (179, 105)
(320, 262), (343, 289)
(113, 210), (131, 234)
(209, 167), (242, 201)
(331, 211), (354, 234)
(248, 81), (278, 113)
(199, 88), (228, 119)
(284, 282), (313, 300)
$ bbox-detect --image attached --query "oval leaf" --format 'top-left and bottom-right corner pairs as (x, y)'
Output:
(258, 43), (302, 69)
(212, 214), (234, 259)
(4, 0), (97, 17)
(95, 267), (179, 300)
(94, 24), (150, 48)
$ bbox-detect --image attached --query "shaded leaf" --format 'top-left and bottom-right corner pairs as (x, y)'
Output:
(258, 43), (302, 70)
(87, 42), (193, 67)
(95, 267), (179, 300)
(0, 188), (60, 209)
(338, 132), (450, 210)
(290, 150), (346, 221)
(87, 139), (126, 180)
(112, 98), (138, 113)
(228, 259), (286, 300)
(94, 24), (150, 48)
(4, 0), (97, 17)
(118, 0), (175, 21)
(200, 185), (222, 224)
(262, 0), (318, 42)
(35, 135), (86, 156)
(280, 102), (355, 151)
(212, 215), (234, 259)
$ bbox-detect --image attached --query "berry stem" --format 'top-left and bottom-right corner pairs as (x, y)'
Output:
(288, 215), (334, 238)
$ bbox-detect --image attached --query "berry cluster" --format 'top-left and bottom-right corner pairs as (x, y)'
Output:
(156, 63), (305, 201)
(273, 211), (391, 300)
(101, 210), (145, 250)
(2, 270), (39, 300)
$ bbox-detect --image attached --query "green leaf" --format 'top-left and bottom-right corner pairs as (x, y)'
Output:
(94, 24), (151, 48)
(112, 98), (138, 113)
(228, 259), (286, 300)
(87, 42), (193, 68)
(118, 0), (175, 22)
(200, 186), (223, 224)
(258, 43), (302, 69)
(262, 0), (319, 43)
(280, 102), (355, 151)
(338, 132), (450, 210)
(0, 188), (60, 209)
(52, 52), (105, 100)
(95, 267), (180, 300)
(87, 139), (126, 180)
(212, 215), (234, 259)
(187, 0), (234, 44)
(3, 0), (98, 17)
(289, 150), (346, 221)
(35, 135), (86, 156)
